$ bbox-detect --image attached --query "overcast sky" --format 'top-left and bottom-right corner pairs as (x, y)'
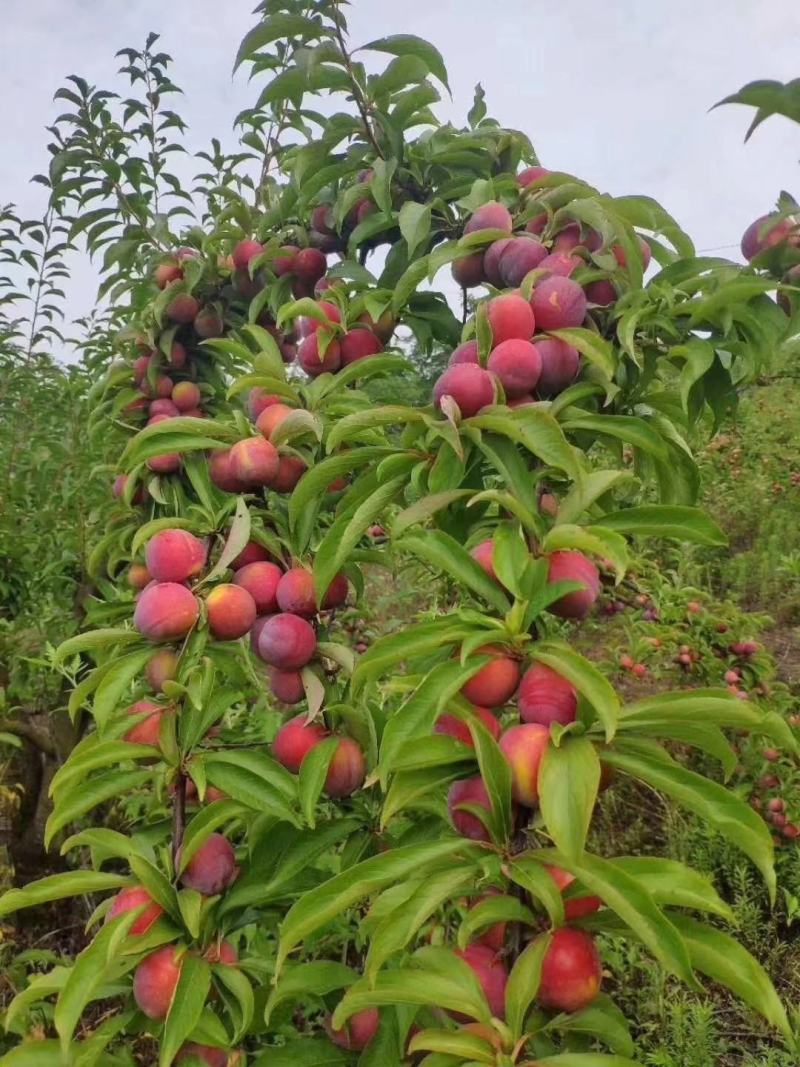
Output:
(3, 0), (799, 353)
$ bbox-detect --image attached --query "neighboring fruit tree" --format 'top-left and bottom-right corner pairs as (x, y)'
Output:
(1, 10), (798, 1067)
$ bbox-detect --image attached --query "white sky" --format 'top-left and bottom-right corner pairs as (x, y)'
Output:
(3, 0), (799, 351)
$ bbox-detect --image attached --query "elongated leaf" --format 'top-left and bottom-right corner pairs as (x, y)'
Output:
(333, 968), (489, 1027)
(542, 524), (629, 582)
(546, 994), (634, 1057)
(470, 410), (583, 483)
(45, 770), (152, 848)
(326, 406), (425, 452)
(160, 955), (212, 1067)
(265, 961), (357, 1024)
(50, 740), (158, 798)
(277, 840), (481, 972)
(314, 475), (406, 605)
(528, 846), (697, 988)
(391, 490), (473, 538)
(506, 856), (565, 928)
(505, 933), (551, 1039)
(600, 738), (776, 898)
(53, 628), (139, 664)
(593, 505), (726, 546)
(669, 914), (791, 1039)
(538, 738), (600, 862)
(399, 530), (511, 614)
(548, 328), (616, 379)
(379, 659), (490, 781)
(557, 470), (636, 525)
(532, 642), (619, 742)
(361, 34), (450, 90)
(607, 858), (732, 921)
(352, 616), (479, 693)
(0, 871), (129, 919)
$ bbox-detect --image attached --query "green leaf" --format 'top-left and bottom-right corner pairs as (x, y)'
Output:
(505, 933), (551, 1039)
(391, 490), (473, 538)
(50, 740), (158, 799)
(524, 1050), (641, 1066)
(601, 738), (776, 899)
(45, 771), (152, 848)
(160, 955), (212, 1067)
(326, 406), (425, 452)
(333, 967), (489, 1026)
(276, 840), (481, 973)
(0, 1041), (65, 1066)
(379, 659), (491, 781)
(560, 414), (668, 460)
(538, 738), (600, 862)
(352, 616), (480, 694)
(542, 524), (629, 583)
(288, 446), (392, 531)
(399, 201), (432, 260)
(367, 868), (481, 983)
(53, 628), (139, 665)
(55, 911), (137, 1052)
(606, 858), (733, 921)
(470, 717), (514, 844)
(506, 856), (565, 928)
(471, 410), (583, 483)
(234, 14), (321, 70)
(398, 530), (511, 614)
(0, 871), (129, 919)
(532, 642), (620, 742)
(557, 470), (636, 525)
(360, 34), (450, 91)
(530, 847), (697, 989)
(213, 963), (254, 1041)
(91, 649), (156, 729)
(593, 505), (727, 547)
(313, 475), (406, 605)
(548, 328), (616, 380)
(545, 994), (634, 1057)
(265, 961), (357, 1024)
(669, 914), (791, 1039)
(252, 1040), (346, 1067)
(298, 737), (340, 827)
(408, 1029), (495, 1063)
(204, 751), (299, 824)
(201, 497), (250, 584)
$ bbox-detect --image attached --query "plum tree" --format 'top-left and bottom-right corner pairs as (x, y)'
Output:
(5, 17), (795, 1067)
